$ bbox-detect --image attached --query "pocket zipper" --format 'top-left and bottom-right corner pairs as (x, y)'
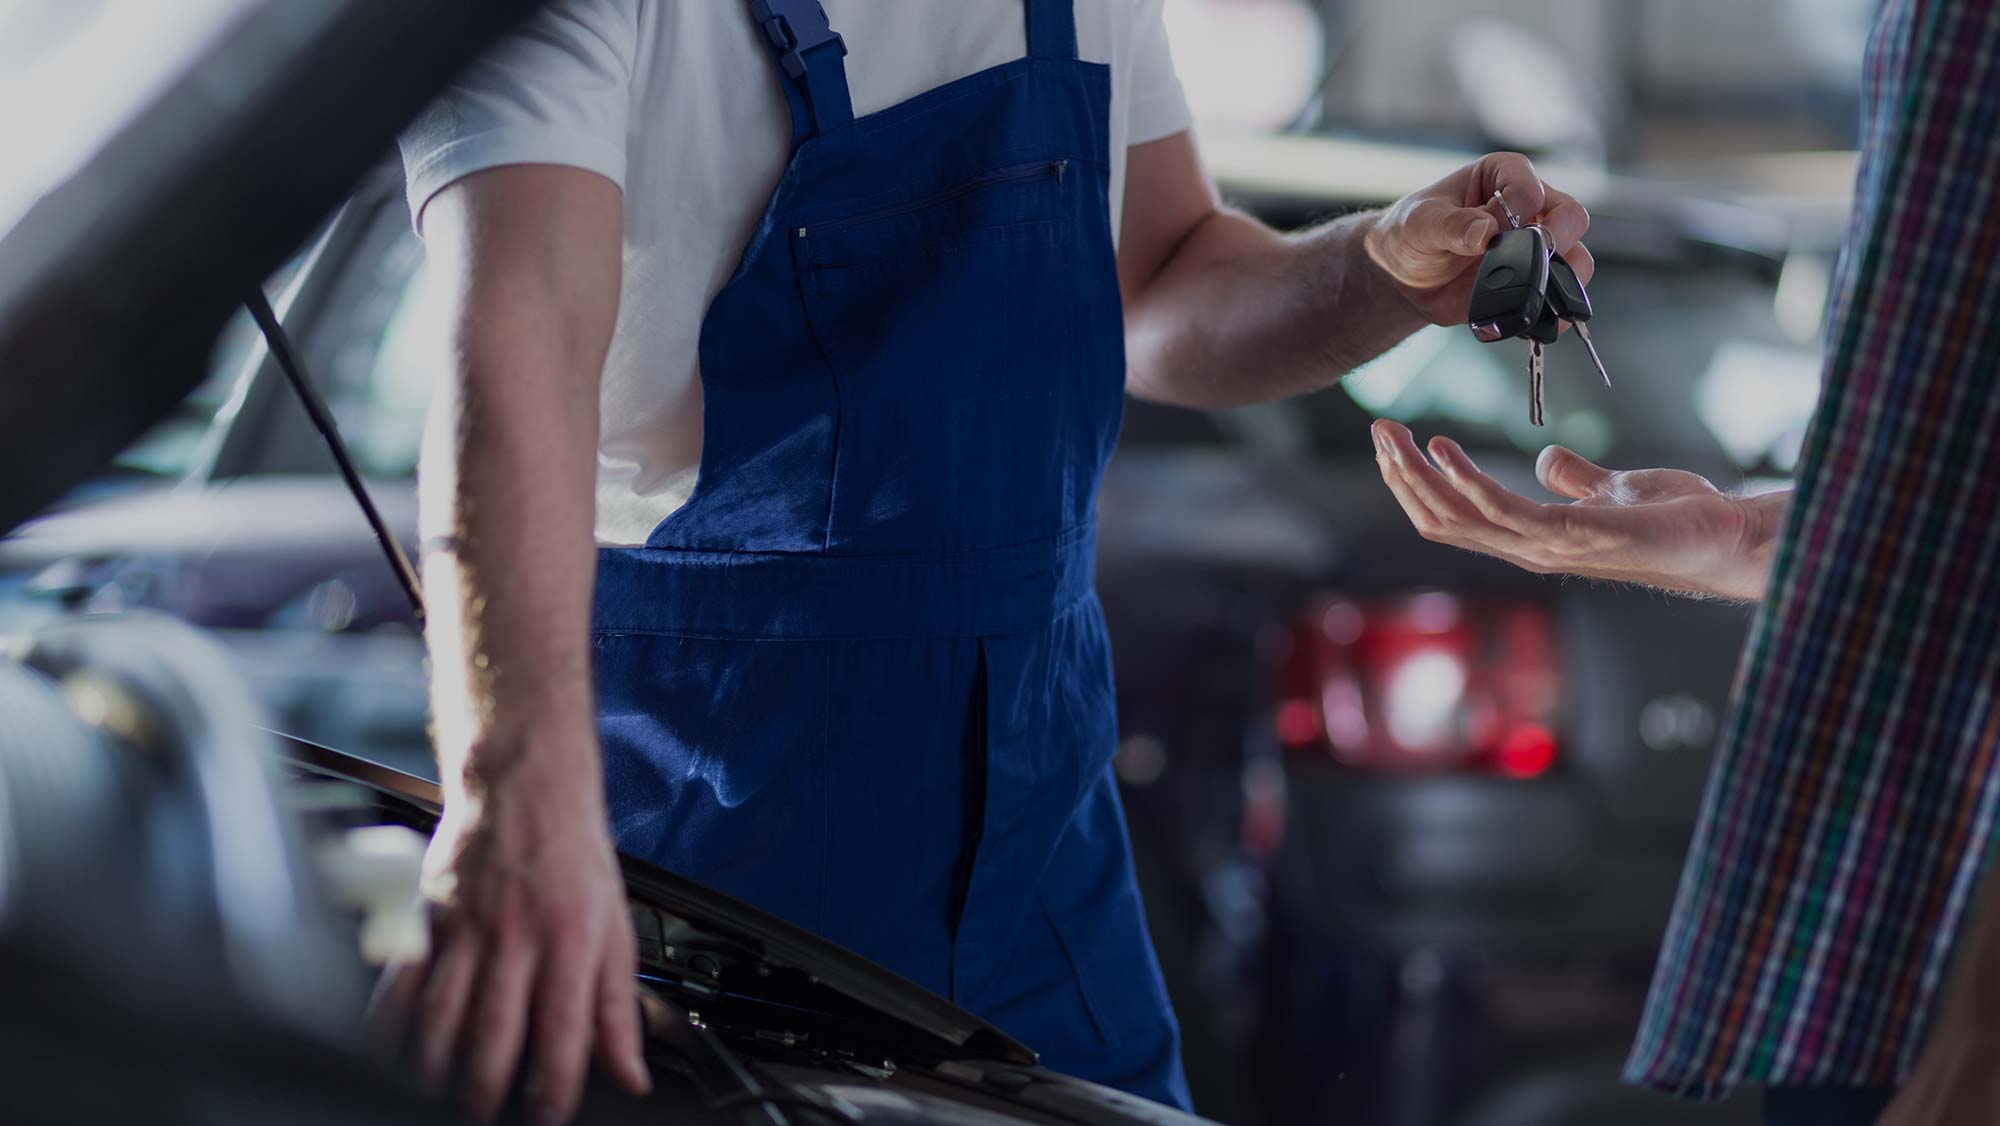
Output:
(797, 159), (1068, 240)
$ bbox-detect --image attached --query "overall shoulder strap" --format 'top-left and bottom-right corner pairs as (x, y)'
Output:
(1024, 0), (1079, 60)
(746, 0), (853, 148)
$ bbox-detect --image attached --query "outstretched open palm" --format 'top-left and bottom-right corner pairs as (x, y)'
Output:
(1370, 420), (1785, 602)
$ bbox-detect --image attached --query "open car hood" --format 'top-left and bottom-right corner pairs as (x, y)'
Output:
(0, 0), (548, 534)
(280, 733), (1039, 1069)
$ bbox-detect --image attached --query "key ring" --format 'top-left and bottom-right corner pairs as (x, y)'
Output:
(1491, 189), (1524, 231)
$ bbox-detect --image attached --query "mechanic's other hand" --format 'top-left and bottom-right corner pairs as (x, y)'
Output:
(1363, 152), (1593, 326)
(371, 748), (650, 1125)
(1371, 420), (1784, 602)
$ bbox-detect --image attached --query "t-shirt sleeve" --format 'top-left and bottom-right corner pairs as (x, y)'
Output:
(398, 0), (639, 234)
(1126, 0), (1194, 145)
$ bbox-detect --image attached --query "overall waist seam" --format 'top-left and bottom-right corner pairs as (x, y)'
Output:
(633, 521), (1095, 568)
(590, 587), (1096, 644)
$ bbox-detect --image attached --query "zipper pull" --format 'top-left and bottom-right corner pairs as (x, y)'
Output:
(1053, 159), (1068, 185)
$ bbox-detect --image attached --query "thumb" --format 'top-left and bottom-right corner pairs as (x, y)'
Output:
(1393, 199), (1497, 257)
(1452, 210), (1499, 254)
(1536, 445), (1611, 499)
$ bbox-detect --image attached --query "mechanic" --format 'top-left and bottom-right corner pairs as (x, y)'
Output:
(1372, 0), (2000, 1122)
(376, 1), (1591, 1121)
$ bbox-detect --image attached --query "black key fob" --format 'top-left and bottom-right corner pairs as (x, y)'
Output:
(1467, 226), (1550, 342)
(1526, 299), (1562, 345)
(1543, 252), (1593, 323)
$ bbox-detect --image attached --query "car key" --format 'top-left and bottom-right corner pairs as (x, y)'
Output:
(1485, 193), (1549, 426)
(1542, 252), (1611, 387)
(1469, 192), (1608, 424)
(1526, 302), (1553, 425)
(1527, 338), (1545, 426)
(1467, 225), (1551, 343)
(1468, 225), (1553, 426)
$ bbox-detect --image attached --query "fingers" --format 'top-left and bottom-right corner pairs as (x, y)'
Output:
(1427, 437), (1553, 529)
(525, 929), (599, 1126)
(1391, 430), (1504, 531)
(595, 922), (653, 1098)
(368, 959), (430, 1058)
(1475, 152), (1548, 230)
(1561, 241), (1596, 288)
(1375, 424), (1452, 532)
(462, 935), (537, 1122)
(415, 932), (481, 1092)
(1372, 422), (1542, 558)
(1536, 182), (1590, 257)
(1469, 153), (1591, 263)
(1403, 197), (1499, 258)
(1535, 444), (1613, 500)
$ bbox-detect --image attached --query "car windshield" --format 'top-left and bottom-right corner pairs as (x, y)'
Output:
(110, 252), (313, 483)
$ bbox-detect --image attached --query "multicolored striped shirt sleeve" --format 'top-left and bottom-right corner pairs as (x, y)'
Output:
(1625, 0), (2000, 1099)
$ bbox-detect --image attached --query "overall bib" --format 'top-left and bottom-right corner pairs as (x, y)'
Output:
(590, 0), (1188, 1105)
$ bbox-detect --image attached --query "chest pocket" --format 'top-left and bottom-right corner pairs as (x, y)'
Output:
(796, 159), (1072, 273)
(792, 155), (1119, 556)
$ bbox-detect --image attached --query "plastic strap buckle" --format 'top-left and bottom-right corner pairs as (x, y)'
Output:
(748, 0), (847, 81)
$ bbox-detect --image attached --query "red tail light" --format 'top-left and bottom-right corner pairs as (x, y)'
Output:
(1274, 592), (1561, 778)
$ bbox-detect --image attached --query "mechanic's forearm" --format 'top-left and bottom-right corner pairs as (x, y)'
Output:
(416, 169), (623, 808)
(1123, 209), (1426, 409)
(420, 353), (603, 804)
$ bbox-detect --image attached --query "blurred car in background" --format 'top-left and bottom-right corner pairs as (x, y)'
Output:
(0, 128), (1837, 1124)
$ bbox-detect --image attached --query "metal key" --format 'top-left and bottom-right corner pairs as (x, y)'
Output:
(1542, 252), (1611, 387)
(1528, 339), (1545, 427)
(1482, 192), (1550, 425)
(1523, 265), (1561, 427)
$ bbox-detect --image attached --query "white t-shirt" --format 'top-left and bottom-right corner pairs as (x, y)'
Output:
(400, 0), (1192, 546)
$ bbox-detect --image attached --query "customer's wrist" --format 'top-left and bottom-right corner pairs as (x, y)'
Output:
(1715, 489), (1792, 601)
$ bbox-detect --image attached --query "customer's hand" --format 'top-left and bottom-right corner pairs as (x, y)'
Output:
(1371, 420), (1786, 601)
(371, 736), (650, 1125)
(1364, 152), (1593, 326)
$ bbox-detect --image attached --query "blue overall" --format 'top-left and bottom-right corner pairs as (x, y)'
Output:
(589, 0), (1188, 1106)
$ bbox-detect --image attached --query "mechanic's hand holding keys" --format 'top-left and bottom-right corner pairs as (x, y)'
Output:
(1363, 151), (1594, 327)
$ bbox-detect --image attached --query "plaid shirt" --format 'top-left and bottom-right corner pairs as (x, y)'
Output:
(1625, 0), (2000, 1098)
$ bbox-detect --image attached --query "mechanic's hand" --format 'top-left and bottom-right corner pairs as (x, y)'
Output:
(1363, 152), (1593, 326)
(1371, 420), (1785, 601)
(371, 747), (651, 1125)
